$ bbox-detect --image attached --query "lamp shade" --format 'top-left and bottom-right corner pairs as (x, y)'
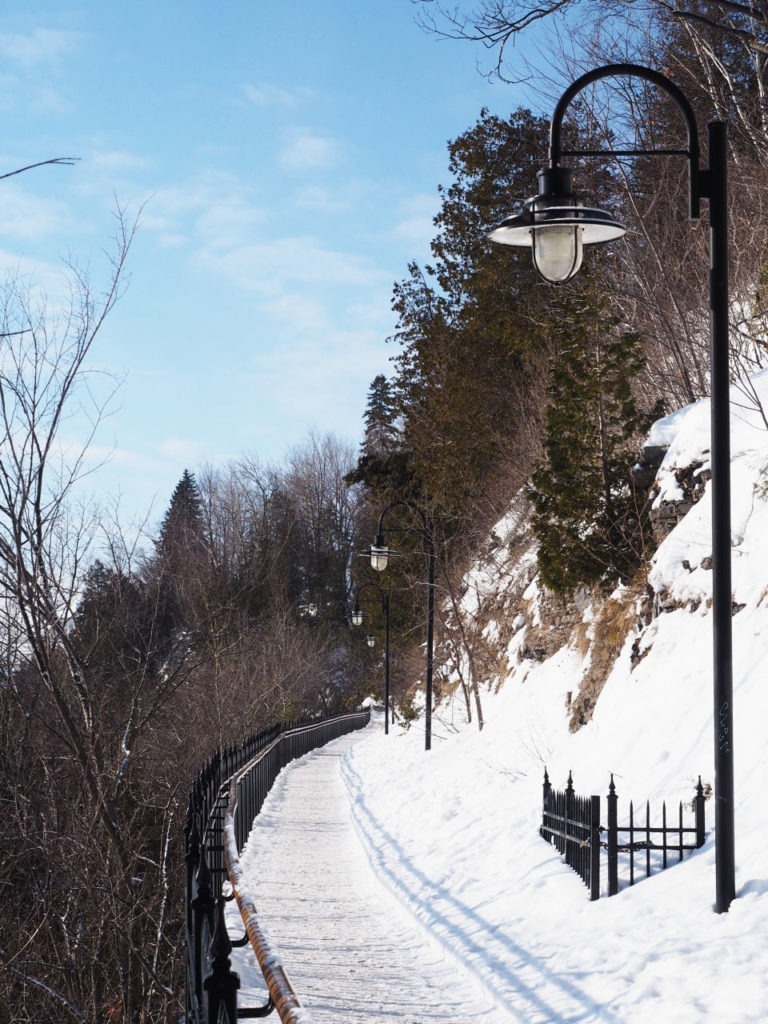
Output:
(370, 531), (389, 572)
(369, 546), (388, 571)
(532, 222), (583, 282)
(366, 635), (376, 648)
(488, 165), (626, 283)
(352, 606), (363, 626)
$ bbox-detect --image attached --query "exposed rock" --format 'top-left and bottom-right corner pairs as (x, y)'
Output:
(567, 575), (649, 731)
(650, 461), (709, 544)
(631, 443), (668, 490)
(518, 587), (586, 663)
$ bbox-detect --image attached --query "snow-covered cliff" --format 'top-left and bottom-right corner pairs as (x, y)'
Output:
(439, 369), (768, 808)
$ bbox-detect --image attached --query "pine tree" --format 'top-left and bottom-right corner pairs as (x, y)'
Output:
(530, 294), (662, 594)
(385, 108), (557, 519)
(153, 469), (207, 639)
(362, 374), (400, 456)
(156, 469), (205, 562)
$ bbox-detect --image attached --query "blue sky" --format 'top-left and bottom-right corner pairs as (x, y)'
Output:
(0, 1), (541, 526)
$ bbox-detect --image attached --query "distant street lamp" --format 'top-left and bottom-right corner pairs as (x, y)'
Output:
(352, 582), (392, 733)
(367, 500), (436, 751)
(490, 63), (735, 913)
(369, 533), (391, 573)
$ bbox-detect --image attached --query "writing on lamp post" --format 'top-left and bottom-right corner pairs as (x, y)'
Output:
(490, 63), (735, 913)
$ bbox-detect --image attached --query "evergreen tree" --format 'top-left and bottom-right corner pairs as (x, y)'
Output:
(74, 560), (148, 665)
(362, 374), (400, 456)
(530, 294), (662, 594)
(153, 469), (207, 639)
(156, 468), (205, 563)
(385, 108), (557, 520)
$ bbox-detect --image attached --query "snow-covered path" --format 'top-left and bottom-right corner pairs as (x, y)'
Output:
(228, 726), (509, 1023)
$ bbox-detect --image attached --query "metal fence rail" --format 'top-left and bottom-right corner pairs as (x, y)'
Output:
(185, 709), (371, 1023)
(605, 774), (707, 894)
(541, 771), (600, 900)
(541, 770), (707, 899)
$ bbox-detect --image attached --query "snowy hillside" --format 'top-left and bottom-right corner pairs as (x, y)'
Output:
(346, 372), (768, 1021)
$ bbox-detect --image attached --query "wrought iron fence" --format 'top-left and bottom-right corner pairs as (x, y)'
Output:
(185, 709), (371, 1023)
(541, 771), (601, 899)
(541, 770), (707, 899)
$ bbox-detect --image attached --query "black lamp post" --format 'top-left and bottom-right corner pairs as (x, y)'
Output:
(490, 63), (735, 913)
(352, 582), (392, 734)
(368, 501), (436, 751)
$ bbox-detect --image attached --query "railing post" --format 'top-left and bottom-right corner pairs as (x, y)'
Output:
(204, 899), (240, 1024)
(186, 709), (371, 1021)
(590, 794), (601, 901)
(192, 847), (215, 1011)
(629, 800), (635, 886)
(541, 768), (551, 841)
(695, 776), (706, 848)
(607, 775), (618, 897)
(185, 812), (200, 932)
(185, 811), (201, 1024)
(565, 771), (575, 868)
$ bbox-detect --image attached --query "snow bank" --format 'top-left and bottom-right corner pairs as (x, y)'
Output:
(348, 371), (768, 1021)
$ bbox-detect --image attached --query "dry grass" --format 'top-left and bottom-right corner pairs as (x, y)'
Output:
(568, 570), (649, 732)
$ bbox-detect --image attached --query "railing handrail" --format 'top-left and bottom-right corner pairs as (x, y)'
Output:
(185, 708), (371, 1023)
(223, 749), (309, 1023)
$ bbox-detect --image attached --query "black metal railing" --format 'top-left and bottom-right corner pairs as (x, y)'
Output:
(541, 770), (707, 900)
(541, 771), (601, 900)
(185, 709), (371, 1023)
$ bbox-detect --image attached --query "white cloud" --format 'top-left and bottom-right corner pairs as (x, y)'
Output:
(198, 234), (387, 295)
(293, 184), (344, 213)
(196, 196), (270, 248)
(0, 28), (82, 115)
(291, 176), (378, 216)
(393, 192), (439, 247)
(132, 177), (267, 250)
(279, 129), (340, 171)
(89, 150), (151, 174)
(158, 438), (212, 462)
(244, 320), (384, 444)
(0, 28), (82, 71)
(241, 81), (313, 109)
(28, 83), (74, 116)
(0, 246), (71, 298)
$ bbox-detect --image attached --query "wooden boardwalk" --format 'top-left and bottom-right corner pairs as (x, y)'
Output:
(228, 730), (510, 1023)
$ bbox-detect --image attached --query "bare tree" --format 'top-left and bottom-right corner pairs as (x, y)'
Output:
(414, 1), (768, 81)
(0, 209), (204, 1022)
(421, 0), (768, 412)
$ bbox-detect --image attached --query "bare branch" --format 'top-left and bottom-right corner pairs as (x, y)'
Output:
(0, 157), (79, 181)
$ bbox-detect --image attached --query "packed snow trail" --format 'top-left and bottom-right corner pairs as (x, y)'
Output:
(228, 725), (510, 1023)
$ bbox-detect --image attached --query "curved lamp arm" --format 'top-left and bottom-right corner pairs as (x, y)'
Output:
(352, 582), (388, 625)
(370, 499), (431, 570)
(548, 63), (702, 218)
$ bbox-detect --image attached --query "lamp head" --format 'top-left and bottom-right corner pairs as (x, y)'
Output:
(370, 530), (389, 572)
(489, 165), (626, 283)
(366, 635), (376, 648)
(352, 605), (363, 627)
